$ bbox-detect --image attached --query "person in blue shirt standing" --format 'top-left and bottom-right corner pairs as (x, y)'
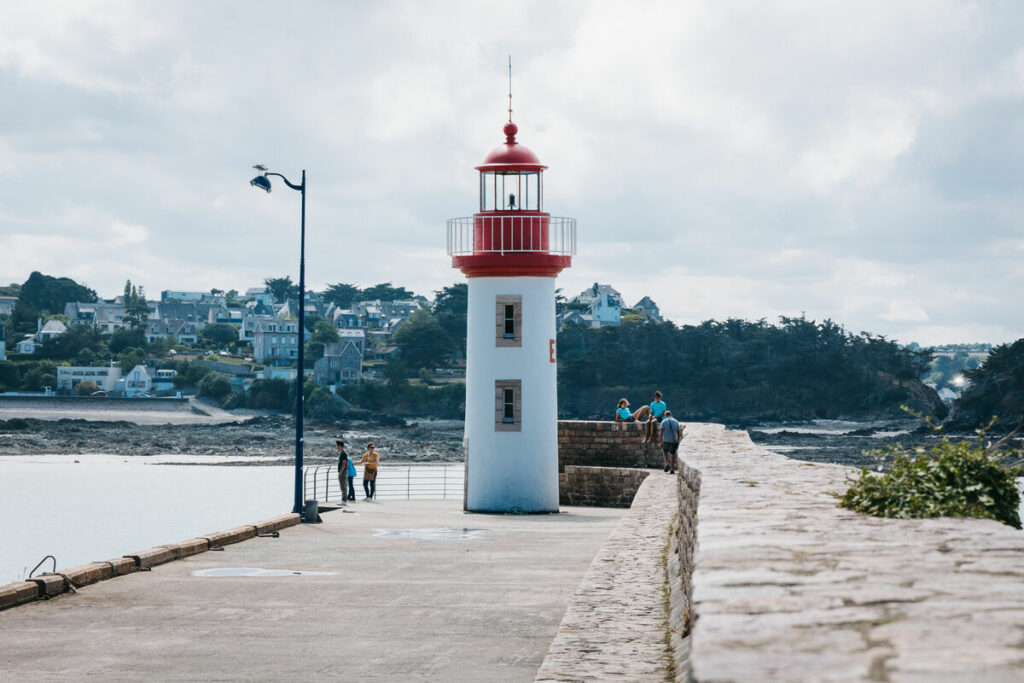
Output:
(345, 450), (357, 501)
(660, 410), (684, 474)
(645, 390), (667, 444)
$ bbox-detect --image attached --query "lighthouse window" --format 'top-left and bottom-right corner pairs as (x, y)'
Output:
(503, 305), (515, 337)
(495, 295), (522, 347)
(503, 388), (515, 421)
(479, 172), (541, 211)
(494, 379), (522, 431)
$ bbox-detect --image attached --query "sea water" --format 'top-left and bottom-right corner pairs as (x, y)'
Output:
(0, 455), (291, 585)
(750, 421), (1024, 531)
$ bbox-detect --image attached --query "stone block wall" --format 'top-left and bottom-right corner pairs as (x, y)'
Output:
(557, 420), (664, 470)
(559, 466), (650, 507)
(536, 473), (679, 681)
(667, 459), (701, 681)
(0, 513), (301, 612)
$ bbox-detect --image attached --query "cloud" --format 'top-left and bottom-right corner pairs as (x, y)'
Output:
(791, 95), (919, 195)
(0, 1), (1021, 347)
(108, 221), (148, 246)
(881, 300), (930, 323)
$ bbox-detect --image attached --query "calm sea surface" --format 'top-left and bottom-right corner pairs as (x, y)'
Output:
(0, 456), (291, 585)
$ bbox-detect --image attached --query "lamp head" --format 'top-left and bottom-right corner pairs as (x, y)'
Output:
(250, 174), (272, 193)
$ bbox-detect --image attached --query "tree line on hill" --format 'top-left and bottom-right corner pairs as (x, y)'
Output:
(556, 316), (942, 422)
(3, 271), (1020, 429)
(947, 338), (1024, 431)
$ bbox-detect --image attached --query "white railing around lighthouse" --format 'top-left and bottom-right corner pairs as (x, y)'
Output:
(446, 216), (577, 256)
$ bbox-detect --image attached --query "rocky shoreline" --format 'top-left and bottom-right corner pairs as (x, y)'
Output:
(745, 422), (921, 469)
(0, 414), (466, 466)
(1, 398), (1005, 471)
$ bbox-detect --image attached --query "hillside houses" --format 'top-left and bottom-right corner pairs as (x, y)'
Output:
(122, 364), (152, 397)
(65, 301), (128, 333)
(56, 364), (121, 393)
(314, 340), (363, 386)
(2, 276), (680, 401)
(634, 296), (663, 322)
(145, 318), (199, 345)
(15, 318), (67, 353)
(557, 284), (663, 330)
(251, 317), (300, 366)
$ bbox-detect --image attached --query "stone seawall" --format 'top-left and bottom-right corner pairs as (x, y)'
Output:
(686, 423), (1024, 681)
(559, 465), (651, 507)
(541, 426), (702, 681)
(0, 395), (189, 408)
(667, 460), (701, 681)
(537, 472), (679, 681)
(0, 514), (299, 612)
(557, 419), (664, 470)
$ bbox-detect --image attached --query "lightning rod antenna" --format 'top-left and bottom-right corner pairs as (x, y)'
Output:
(508, 55), (513, 122)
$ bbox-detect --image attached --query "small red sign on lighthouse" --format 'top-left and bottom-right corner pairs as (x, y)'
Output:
(549, 339), (556, 363)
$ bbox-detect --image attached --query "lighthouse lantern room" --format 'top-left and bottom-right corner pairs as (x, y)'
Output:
(447, 110), (576, 513)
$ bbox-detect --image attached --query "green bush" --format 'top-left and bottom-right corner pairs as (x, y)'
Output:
(173, 362), (211, 389)
(75, 380), (100, 396)
(0, 362), (21, 391)
(840, 428), (1023, 529)
(198, 372), (232, 402)
(245, 378), (292, 410)
(20, 361), (57, 392)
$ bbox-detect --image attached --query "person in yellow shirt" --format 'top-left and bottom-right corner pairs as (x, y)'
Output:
(357, 442), (380, 500)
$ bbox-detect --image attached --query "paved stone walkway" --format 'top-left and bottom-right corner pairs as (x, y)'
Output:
(684, 423), (1024, 682)
(536, 472), (677, 681)
(0, 500), (625, 681)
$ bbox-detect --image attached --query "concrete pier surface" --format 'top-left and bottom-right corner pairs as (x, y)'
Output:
(0, 500), (625, 681)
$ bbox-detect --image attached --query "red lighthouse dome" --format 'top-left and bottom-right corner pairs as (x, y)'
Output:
(448, 120), (575, 278)
(475, 122), (548, 173)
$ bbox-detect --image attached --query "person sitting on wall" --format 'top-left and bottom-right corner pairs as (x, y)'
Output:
(615, 398), (650, 423)
(644, 390), (668, 444)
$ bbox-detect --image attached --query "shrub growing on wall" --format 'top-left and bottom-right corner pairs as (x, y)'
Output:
(840, 420), (1023, 529)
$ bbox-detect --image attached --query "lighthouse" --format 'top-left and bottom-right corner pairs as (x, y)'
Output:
(447, 111), (576, 513)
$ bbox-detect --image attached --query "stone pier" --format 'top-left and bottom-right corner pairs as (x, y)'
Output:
(4, 422), (1024, 681)
(685, 424), (1024, 682)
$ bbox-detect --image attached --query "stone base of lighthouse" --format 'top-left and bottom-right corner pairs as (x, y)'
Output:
(464, 276), (559, 513)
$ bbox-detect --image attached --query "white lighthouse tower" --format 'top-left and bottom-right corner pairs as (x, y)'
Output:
(447, 110), (576, 513)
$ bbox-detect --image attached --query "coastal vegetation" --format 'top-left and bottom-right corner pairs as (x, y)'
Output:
(916, 342), (991, 393)
(3, 270), (1020, 431)
(946, 339), (1024, 432)
(840, 418), (1023, 528)
(556, 316), (941, 422)
(6, 271), (97, 337)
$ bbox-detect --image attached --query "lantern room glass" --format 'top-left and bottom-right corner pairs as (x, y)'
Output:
(480, 171), (542, 212)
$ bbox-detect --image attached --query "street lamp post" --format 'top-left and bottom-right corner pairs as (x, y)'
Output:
(250, 165), (307, 516)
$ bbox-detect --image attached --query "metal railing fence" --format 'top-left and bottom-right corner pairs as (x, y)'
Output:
(303, 463), (465, 501)
(446, 216), (576, 256)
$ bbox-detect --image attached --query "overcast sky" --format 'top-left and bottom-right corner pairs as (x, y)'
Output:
(1, 1), (1021, 346)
